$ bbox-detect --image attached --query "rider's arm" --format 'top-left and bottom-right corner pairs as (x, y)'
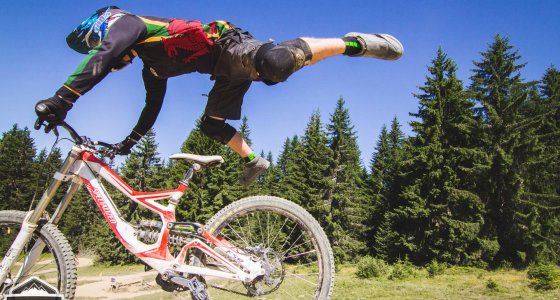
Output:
(126, 67), (168, 143)
(55, 14), (146, 102)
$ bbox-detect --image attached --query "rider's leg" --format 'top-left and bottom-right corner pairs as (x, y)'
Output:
(200, 115), (248, 154)
(226, 130), (252, 158)
(299, 37), (345, 65)
(201, 115), (270, 186)
(256, 33), (403, 83)
(301, 34), (404, 64)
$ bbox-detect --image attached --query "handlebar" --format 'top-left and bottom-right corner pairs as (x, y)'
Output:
(36, 119), (117, 155)
(59, 122), (83, 144)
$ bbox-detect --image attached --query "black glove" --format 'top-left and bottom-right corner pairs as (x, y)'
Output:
(35, 96), (73, 127)
(113, 137), (136, 155)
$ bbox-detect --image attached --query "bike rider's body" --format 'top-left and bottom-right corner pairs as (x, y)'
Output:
(35, 6), (403, 186)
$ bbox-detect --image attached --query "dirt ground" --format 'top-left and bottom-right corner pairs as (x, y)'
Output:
(75, 257), (164, 300)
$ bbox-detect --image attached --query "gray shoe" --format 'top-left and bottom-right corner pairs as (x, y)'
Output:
(240, 156), (270, 186)
(344, 32), (403, 60)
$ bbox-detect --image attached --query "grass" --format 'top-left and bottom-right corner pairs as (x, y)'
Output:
(332, 265), (560, 300)
(77, 264), (146, 277)
(75, 263), (560, 299)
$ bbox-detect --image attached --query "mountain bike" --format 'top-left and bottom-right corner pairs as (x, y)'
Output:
(0, 122), (334, 299)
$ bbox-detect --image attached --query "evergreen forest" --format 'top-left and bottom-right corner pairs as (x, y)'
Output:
(1, 35), (558, 269)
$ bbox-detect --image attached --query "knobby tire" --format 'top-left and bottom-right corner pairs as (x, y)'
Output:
(0, 210), (77, 299)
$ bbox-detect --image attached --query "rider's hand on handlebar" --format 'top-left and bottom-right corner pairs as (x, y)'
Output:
(34, 96), (73, 130)
(113, 137), (136, 155)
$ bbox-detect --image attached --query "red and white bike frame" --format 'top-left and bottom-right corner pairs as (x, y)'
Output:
(0, 144), (264, 286)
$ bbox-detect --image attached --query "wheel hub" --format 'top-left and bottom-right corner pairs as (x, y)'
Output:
(243, 245), (284, 296)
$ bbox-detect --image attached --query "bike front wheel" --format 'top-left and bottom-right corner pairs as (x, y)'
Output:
(204, 196), (335, 299)
(0, 210), (77, 299)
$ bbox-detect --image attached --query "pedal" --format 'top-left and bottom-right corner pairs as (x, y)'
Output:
(169, 273), (210, 300)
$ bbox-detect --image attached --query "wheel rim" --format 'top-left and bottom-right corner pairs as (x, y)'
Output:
(207, 208), (324, 299)
(0, 222), (64, 294)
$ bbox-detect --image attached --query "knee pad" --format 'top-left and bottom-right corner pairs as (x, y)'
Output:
(200, 116), (237, 144)
(279, 38), (313, 61)
(255, 39), (311, 83)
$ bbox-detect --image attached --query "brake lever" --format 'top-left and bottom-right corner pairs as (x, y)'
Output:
(93, 140), (117, 158)
(98, 146), (116, 160)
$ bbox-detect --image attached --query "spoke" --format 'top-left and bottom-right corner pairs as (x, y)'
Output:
(225, 224), (250, 248)
(277, 223), (299, 252)
(19, 258), (56, 276)
(234, 218), (250, 248)
(267, 212), (280, 249)
(282, 236), (311, 257)
(285, 273), (320, 286)
(6, 236), (59, 286)
(278, 284), (299, 299)
(246, 214), (254, 246)
(283, 249), (317, 260)
(256, 212), (265, 245)
(286, 272), (320, 277)
(288, 260), (319, 268)
(266, 212), (271, 248)
(268, 217), (289, 247)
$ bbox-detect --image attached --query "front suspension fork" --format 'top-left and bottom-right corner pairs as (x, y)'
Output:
(0, 148), (80, 285)
(13, 178), (83, 283)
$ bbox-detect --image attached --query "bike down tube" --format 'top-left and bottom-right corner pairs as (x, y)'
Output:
(77, 151), (189, 272)
(0, 146), (81, 285)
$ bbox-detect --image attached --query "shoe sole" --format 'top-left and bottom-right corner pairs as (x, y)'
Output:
(240, 160), (271, 186)
(345, 32), (403, 60)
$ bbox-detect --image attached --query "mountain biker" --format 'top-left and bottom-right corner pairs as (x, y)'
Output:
(34, 6), (403, 186)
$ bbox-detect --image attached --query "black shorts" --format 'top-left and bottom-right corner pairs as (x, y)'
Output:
(204, 28), (265, 120)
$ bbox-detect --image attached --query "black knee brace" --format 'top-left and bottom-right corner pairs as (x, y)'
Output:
(200, 116), (237, 144)
(255, 38), (312, 83)
(279, 38), (313, 61)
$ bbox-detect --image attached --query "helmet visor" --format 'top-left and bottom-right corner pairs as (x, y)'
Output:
(66, 6), (116, 54)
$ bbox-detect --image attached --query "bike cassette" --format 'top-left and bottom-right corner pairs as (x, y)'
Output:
(243, 245), (285, 296)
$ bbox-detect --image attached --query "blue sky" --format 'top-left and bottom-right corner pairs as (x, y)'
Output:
(1, 0), (559, 165)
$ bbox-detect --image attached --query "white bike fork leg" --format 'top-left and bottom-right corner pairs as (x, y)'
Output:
(0, 217), (38, 285)
(13, 239), (47, 284)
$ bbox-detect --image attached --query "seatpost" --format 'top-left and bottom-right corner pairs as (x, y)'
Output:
(180, 163), (201, 186)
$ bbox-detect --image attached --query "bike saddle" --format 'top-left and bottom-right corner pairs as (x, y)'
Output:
(169, 153), (224, 167)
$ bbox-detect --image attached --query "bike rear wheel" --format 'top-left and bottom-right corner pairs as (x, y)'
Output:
(204, 196), (335, 299)
(0, 210), (77, 299)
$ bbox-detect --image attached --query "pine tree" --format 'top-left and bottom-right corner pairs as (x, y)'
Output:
(470, 35), (543, 266)
(93, 129), (165, 265)
(367, 125), (390, 257)
(59, 188), (106, 254)
(388, 48), (485, 265)
(279, 136), (306, 205)
(369, 119), (406, 259)
(0, 125), (37, 211)
(275, 135), (304, 203)
(384, 117), (406, 210)
(33, 147), (64, 213)
(171, 117), (244, 224)
(296, 111), (333, 228)
(325, 98), (368, 262)
(120, 129), (165, 221)
(369, 125), (390, 196)
(518, 66), (560, 263)
(276, 137), (297, 175)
